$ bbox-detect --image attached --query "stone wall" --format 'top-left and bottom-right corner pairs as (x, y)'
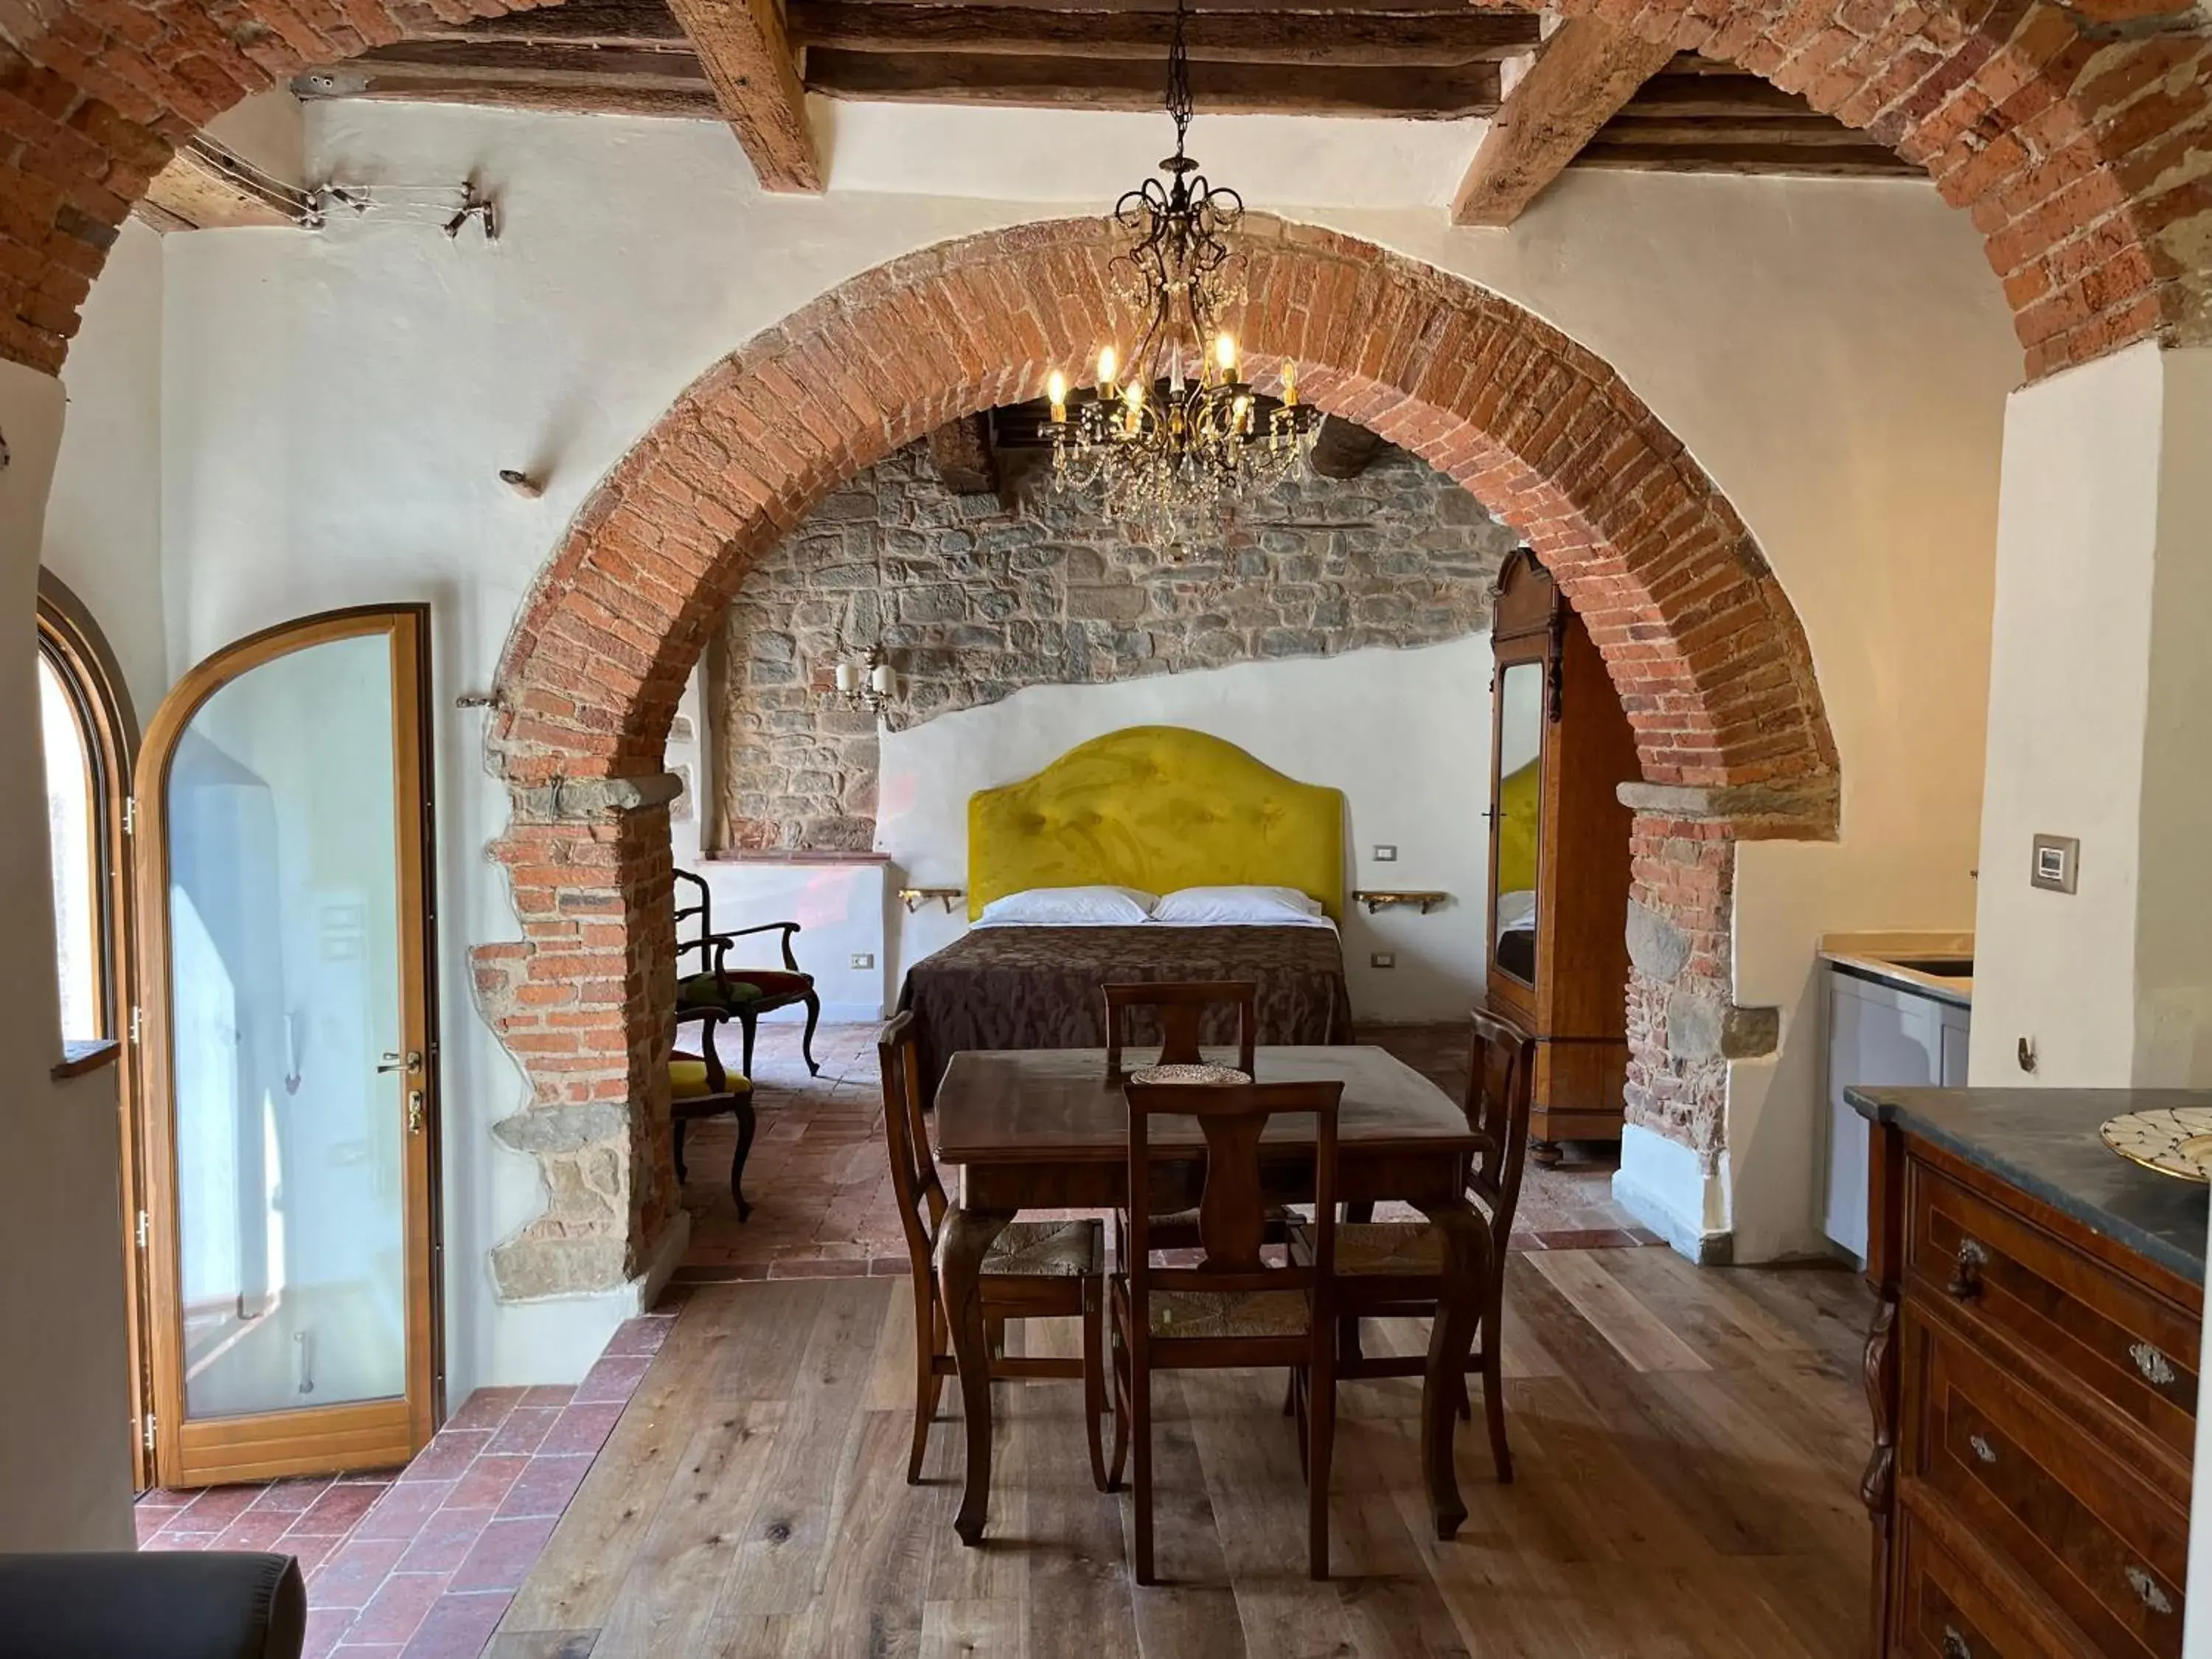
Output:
(707, 439), (1521, 850)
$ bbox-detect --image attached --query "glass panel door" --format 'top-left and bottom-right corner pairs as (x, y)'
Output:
(138, 608), (436, 1486)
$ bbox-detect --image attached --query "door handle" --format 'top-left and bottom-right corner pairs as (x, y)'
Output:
(378, 1051), (424, 1076)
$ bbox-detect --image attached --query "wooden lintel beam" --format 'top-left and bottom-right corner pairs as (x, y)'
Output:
(1309, 416), (1383, 481)
(925, 414), (1001, 496)
(1450, 17), (1676, 227)
(661, 0), (823, 192)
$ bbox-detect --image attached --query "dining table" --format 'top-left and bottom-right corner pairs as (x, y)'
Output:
(931, 1043), (1495, 1546)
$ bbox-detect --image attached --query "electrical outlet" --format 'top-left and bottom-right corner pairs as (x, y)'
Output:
(849, 952), (875, 970)
(1372, 845), (1398, 863)
(1370, 952), (1396, 970)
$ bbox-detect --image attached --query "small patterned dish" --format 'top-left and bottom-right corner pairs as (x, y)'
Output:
(1127, 1062), (1251, 1086)
(2098, 1107), (2212, 1183)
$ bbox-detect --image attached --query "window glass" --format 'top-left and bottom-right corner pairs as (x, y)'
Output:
(40, 650), (102, 1041)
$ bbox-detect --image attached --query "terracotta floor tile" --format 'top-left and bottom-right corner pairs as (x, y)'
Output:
(497, 1456), (592, 1519)
(400, 1590), (512, 1659)
(347, 1571), (450, 1646)
(292, 1482), (390, 1536)
(574, 1354), (653, 1403)
(483, 1407), (560, 1458)
(517, 1386), (574, 1411)
(538, 1402), (622, 1456)
(164, 1486), (261, 1531)
(449, 1516), (560, 1594)
(447, 1455), (530, 1512)
(250, 1476), (336, 1513)
(352, 1481), (454, 1541)
(302, 1605), (355, 1659)
(396, 1431), (493, 1484)
(442, 1387), (527, 1433)
(394, 1506), (493, 1575)
(313, 1537), (411, 1612)
(214, 1510), (302, 1551)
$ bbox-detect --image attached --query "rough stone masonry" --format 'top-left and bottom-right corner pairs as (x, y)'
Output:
(707, 437), (1523, 850)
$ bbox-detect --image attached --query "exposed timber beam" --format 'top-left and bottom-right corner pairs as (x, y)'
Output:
(1450, 17), (1675, 226)
(661, 0), (823, 192)
(785, 4), (1541, 63)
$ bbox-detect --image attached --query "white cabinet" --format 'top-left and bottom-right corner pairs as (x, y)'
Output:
(1821, 970), (1970, 1259)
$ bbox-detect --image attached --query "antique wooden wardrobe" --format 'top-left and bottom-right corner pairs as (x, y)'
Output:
(1481, 549), (1640, 1163)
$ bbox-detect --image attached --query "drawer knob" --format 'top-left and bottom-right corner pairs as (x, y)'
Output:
(2126, 1566), (2174, 1616)
(1942, 1627), (1972, 1659)
(2129, 1341), (2177, 1388)
(1947, 1238), (1989, 1301)
(1967, 1433), (1997, 1466)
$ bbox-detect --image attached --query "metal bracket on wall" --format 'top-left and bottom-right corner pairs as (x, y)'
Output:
(899, 886), (965, 914)
(1352, 889), (1450, 915)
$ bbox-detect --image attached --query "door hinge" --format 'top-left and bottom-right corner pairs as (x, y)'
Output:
(122, 796), (136, 837)
(128, 1006), (143, 1046)
(135, 1210), (149, 1250)
(142, 1413), (156, 1453)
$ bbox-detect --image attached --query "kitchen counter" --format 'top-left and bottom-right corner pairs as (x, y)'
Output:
(1846, 1084), (2211, 1283)
(1818, 929), (1972, 1008)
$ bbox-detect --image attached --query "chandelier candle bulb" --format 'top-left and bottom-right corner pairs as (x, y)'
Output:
(1047, 369), (1068, 424)
(1216, 333), (1238, 378)
(1281, 360), (1298, 405)
(1098, 346), (1117, 395)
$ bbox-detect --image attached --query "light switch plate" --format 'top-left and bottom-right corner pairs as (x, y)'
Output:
(1372, 845), (1398, 863)
(849, 952), (876, 970)
(1370, 952), (1396, 970)
(2029, 835), (2079, 894)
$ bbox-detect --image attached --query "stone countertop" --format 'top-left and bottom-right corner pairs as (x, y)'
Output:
(1820, 930), (1972, 1009)
(1847, 1085), (2211, 1284)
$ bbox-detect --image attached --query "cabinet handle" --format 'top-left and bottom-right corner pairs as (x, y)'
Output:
(1967, 1433), (1997, 1465)
(1941, 1627), (1972, 1659)
(1947, 1238), (1989, 1301)
(2129, 1341), (2177, 1388)
(2126, 1566), (2174, 1616)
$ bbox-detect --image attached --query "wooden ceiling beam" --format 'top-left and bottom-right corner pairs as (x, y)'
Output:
(785, 3), (1541, 63)
(662, 0), (824, 192)
(1449, 16), (1675, 226)
(806, 49), (1501, 114)
(428, 0), (689, 44)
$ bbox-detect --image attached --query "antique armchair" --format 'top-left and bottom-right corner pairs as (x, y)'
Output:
(673, 868), (821, 1078)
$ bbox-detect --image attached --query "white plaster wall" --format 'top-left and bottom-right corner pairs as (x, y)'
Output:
(45, 218), (168, 716)
(112, 100), (2014, 1385)
(880, 638), (1495, 1021)
(1314, 178), (2018, 1259)
(0, 358), (136, 1549)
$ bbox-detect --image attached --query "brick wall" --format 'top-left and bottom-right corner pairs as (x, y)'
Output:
(709, 439), (1520, 851)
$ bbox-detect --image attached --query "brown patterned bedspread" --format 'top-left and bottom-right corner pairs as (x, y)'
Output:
(897, 924), (1353, 1096)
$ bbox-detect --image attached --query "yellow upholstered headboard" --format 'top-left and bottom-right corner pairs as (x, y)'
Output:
(967, 726), (1347, 922)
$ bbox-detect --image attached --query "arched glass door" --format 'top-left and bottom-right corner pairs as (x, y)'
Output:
(136, 607), (439, 1486)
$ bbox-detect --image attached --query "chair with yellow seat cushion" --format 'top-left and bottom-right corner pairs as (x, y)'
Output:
(669, 1004), (759, 1220)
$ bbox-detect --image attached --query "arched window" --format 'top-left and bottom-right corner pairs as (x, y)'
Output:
(36, 574), (135, 1047)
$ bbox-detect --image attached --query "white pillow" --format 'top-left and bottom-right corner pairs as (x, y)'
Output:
(975, 885), (1158, 926)
(1150, 885), (1326, 926)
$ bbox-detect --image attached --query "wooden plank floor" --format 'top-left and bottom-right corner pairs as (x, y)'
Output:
(493, 1251), (1874, 1658)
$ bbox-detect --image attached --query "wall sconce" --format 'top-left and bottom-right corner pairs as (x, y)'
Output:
(832, 641), (897, 714)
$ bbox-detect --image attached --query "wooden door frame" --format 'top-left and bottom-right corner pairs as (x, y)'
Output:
(134, 604), (441, 1487)
(36, 571), (149, 1484)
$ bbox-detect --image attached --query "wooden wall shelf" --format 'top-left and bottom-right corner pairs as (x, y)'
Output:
(900, 886), (965, 914)
(1353, 889), (1450, 915)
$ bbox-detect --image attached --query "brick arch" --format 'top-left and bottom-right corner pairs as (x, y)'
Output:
(492, 215), (1835, 799)
(0, 0), (2205, 379)
(468, 217), (1826, 1295)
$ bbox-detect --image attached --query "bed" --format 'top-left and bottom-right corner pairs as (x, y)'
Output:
(897, 726), (1354, 1091)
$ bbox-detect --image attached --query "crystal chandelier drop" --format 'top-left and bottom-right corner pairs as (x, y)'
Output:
(1042, 0), (1318, 552)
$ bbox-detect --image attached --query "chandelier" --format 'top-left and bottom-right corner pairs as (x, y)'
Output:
(1041, 0), (1318, 551)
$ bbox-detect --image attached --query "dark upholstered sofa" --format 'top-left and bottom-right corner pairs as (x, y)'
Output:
(0, 1551), (305, 1658)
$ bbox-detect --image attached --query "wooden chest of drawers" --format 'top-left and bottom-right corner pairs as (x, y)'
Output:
(1861, 1105), (2203, 1659)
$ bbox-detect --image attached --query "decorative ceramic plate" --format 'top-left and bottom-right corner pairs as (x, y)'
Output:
(1127, 1063), (1251, 1086)
(2099, 1107), (2212, 1183)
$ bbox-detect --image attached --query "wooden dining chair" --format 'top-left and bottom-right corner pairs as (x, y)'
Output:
(877, 1012), (1112, 1492)
(1102, 981), (1258, 1079)
(1291, 1007), (1534, 1483)
(669, 1003), (758, 1220)
(1102, 981), (1269, 1248)
(1110, 1077), (1345, 1584)
(674, 868), (821, 1079)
